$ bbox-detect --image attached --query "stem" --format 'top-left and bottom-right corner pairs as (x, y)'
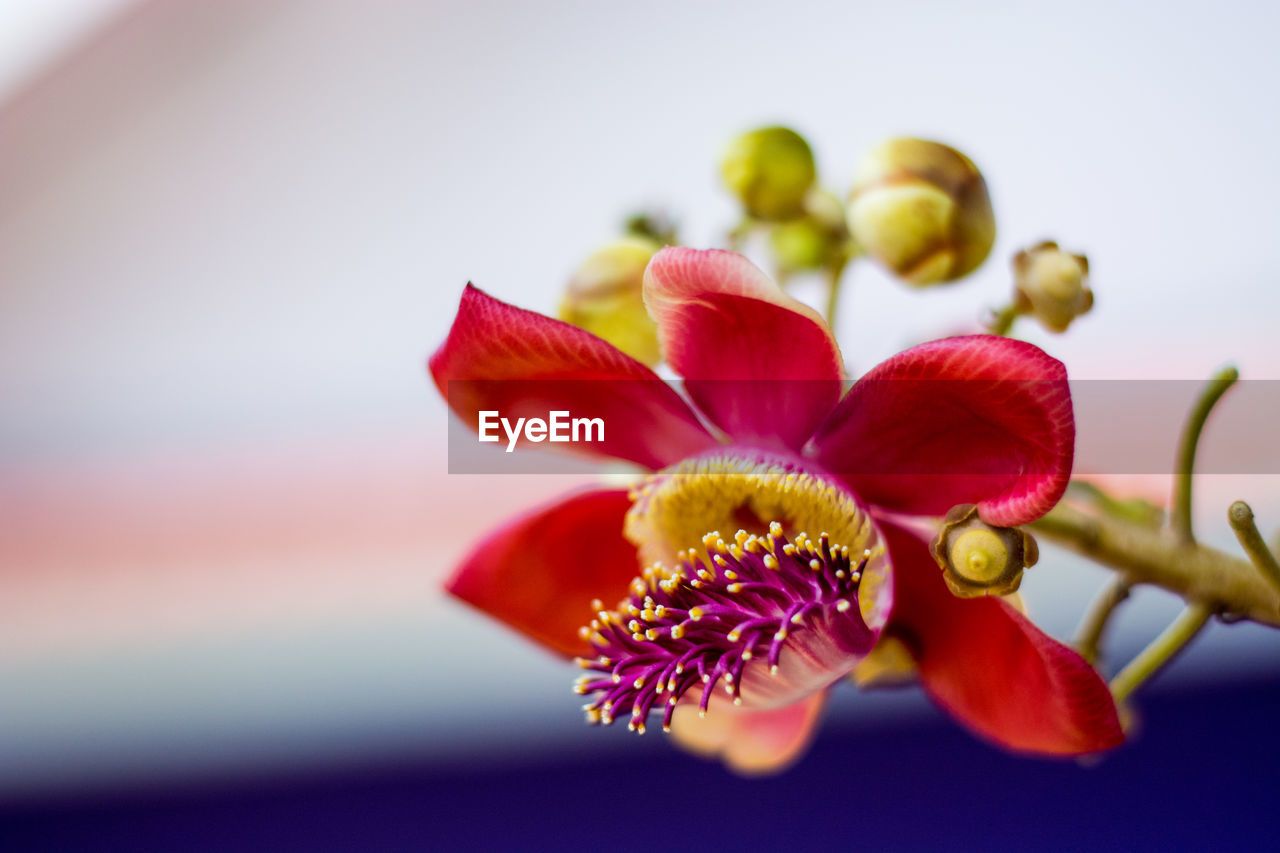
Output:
(1031, 501), (1280, 627)
(824, 258), (849, 326)
(1110, 602), (1213, 704)
(1228, 501), (1280, 594)
(987, 303), (1021, 336)
(1170, 366), (1239, 545)
(1074, 577), (1131, 665)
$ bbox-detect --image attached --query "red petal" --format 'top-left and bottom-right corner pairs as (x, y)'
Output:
(669, 691), (826, 776)
(430, 284), (717, 471)
(812, 335), (1073, 527)
(882, 523), (1124, 756)
(644, 248), (845, 450)
(445, 488), (641, 658)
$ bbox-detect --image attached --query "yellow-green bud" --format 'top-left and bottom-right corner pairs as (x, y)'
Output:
(769, 189), (851, 273)
(558, 237), (662, 366)
(770, 218), (828, 271)
(1012, 241), (1093, 333)
(721, 126), (816, 221)
(929, 504), (1038, 598)
(847, 138), (996, 286)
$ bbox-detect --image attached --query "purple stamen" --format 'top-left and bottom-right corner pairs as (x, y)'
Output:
(576, 522), (881, 734)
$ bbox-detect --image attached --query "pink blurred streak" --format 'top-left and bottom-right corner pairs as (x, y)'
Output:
(0, 428), (593, 662)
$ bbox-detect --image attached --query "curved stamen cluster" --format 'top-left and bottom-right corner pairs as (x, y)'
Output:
(574, 522), (881, 734)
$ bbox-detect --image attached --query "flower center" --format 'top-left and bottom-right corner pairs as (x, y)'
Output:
(624, 450), (869, 568)
(575, 521), (890, 735)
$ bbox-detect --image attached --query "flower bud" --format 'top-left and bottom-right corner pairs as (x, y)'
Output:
(1012, 241), (1093, 333)
(720, 126), (816, 221)
(558, 237), (662, 366)
(768, 189), (851, 273)
(929, 504), (1038, 598)
(846, 138), (995, 286)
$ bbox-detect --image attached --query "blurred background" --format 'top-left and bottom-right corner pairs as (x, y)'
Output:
(2, 0), (1278, 848)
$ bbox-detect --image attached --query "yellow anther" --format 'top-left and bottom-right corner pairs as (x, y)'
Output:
(836, 599), (852, 612)
(689, 606), (705, 621)
(727, 583), (743, 593)
(809, 558), (822, 571)
(763, 554), (780, 570)
(727, 630), (741, 643)
(589, 598), (603, 611)
(633, 677), (646, 689)
(646, 628), (660, 641)
(769, 521), (784, 537)
(670, 624), (685, 640)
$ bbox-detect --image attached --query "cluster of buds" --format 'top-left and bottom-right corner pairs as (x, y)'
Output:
(555, 127), (1094, 363)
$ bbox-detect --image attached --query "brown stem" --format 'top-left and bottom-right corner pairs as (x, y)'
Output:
(1031, 502), (1280, 627)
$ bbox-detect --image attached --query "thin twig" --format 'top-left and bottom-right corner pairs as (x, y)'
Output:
(823, 259), (848, 327)
(1170, 366), (1239, 545)
(986, 302), (1020, 336)
(1074, 577), (1132, 666)
(1110, 602), (1213, 704)
(1228, 501), (1280, 594)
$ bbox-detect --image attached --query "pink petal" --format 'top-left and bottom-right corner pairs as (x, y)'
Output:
(430, 284), (718, 471)
(445, 488), (641, 658)
(882, 523), (1124, 756)
(644, 248), (845, 450)
(812, 335), (1074, 527)
(669, 691), (826, 776)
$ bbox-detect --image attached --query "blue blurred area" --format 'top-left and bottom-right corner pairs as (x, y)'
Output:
(4, 676), (1275, 851)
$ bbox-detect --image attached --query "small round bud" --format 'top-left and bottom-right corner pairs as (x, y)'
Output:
(770, 218), (828, 271)
(1012, 241), (1093, 333)
(768, 189), (851, 273)
(929, 504), (1038, 598)
(720, 126), (817, 221)
(558, 237), (662, 366)
(846, 138), (995, 286)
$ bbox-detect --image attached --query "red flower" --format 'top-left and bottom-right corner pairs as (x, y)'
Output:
(430, 247), (1122, 773)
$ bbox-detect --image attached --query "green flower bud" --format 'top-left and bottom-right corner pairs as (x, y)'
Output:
(1012, 241), (1093, 333)
(929, 504), (1038, 598)
(721, 126), (817, 221)
(769, 189), (851, 273)
(558, 237), (662, 366)
(847, 138), (995, 286)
